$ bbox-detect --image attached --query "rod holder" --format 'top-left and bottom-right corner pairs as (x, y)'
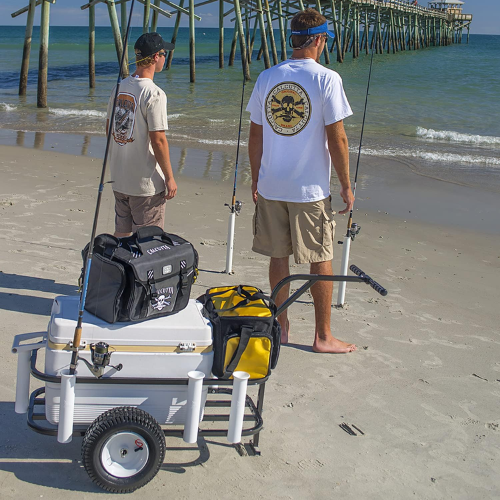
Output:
(15, 350), (31, 414)
(225, 211), (236, 274)
(336, 235), (351, 306)
(183, 370), (205, 444)
(57, 369), (76, 444)
(227, 371), (250, 443)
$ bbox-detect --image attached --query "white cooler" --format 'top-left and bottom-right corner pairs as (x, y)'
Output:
(44, 295), (213, 426)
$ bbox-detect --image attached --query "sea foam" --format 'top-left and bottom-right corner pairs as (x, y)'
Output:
(49, 108), (106, 118)
(416, 127), (500, 146)
(356, 146), (500, 166)
(0, 103), (16, 111)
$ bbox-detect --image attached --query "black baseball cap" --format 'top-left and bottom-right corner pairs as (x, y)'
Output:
(134, 32), (174, 58)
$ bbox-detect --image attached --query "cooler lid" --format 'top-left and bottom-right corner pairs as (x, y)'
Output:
(48, 296), (212, 347)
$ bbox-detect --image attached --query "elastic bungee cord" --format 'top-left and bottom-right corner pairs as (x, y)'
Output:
(70, 0), (137, 374)
(336, 37), (376, 306)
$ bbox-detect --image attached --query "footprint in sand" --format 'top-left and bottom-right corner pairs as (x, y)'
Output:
(200, 238), (226, 247)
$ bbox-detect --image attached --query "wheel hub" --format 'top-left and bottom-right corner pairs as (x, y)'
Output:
(101, 431), (150, 478)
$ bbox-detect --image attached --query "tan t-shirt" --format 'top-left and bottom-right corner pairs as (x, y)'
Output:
(107, 76), (168, 196)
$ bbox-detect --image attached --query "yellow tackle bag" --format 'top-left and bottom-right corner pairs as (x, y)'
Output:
(198, 286), (281, 379)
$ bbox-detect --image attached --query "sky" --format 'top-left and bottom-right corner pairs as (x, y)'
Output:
(1, 0), (498, 35)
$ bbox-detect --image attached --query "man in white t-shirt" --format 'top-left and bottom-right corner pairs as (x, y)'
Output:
(246, 9), (356, 353)
(106, 32), (177, 237)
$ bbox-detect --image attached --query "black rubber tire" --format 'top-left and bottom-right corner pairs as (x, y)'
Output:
(81, 407), (165, 493)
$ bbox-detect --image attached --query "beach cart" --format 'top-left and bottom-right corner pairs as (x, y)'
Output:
(11, 267), (386, 493)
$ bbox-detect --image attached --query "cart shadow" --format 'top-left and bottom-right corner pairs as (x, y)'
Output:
(0, 273), (78, 294)
(161, 436), (211, 473)
(0, 402), (101, 492)
(0, 273), (78, 316)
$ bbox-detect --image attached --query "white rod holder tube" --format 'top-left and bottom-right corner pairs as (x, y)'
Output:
(57, 370), (76, 444)
(183, 370), (205, 444)
(227, 371), (250, 443)
(336, 235), (351, 306)
(15, 350), (31, 414)
(225, 211), (236, 274)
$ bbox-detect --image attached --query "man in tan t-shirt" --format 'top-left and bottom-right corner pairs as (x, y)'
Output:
(106, 32), (177, 237)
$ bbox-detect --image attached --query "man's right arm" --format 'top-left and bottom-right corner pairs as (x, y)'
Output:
(248, 121), (263, 204)
(149, 131), (177, 200)
(326, 120), (354, 215)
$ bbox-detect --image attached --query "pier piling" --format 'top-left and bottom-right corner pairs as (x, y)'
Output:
(12, 0), (474, 106)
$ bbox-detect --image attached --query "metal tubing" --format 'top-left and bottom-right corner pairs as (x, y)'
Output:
(336, 235), (351, 306)
(227, 371), (250, 443)
(57, 370), (76, 444)
(183, 370), (205, 443)
(15, 350), (31, 414)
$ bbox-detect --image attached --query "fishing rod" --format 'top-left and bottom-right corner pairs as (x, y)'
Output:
(69, 0), (136, 374)
(224, 75), (246, 274)
(336, 39), (376, 307)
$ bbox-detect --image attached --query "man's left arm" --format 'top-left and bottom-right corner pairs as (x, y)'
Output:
(326, 120), (354, 215)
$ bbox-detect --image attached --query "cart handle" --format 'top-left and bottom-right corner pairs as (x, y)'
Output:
(272, 265), (387, 317)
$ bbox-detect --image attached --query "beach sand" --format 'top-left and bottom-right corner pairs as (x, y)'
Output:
(1, 144), (499, 499)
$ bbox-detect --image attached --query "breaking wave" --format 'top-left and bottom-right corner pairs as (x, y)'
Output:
(0, 103), (16, 111)
(49, 108), (106, 118)
(416, 127), (500, 146)
(356, 146), (500, 166)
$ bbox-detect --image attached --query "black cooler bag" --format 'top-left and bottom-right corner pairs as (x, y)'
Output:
(82, 226), (198, 323)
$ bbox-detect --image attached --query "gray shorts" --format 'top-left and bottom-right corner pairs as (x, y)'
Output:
(113, 190), (166, 234)
(252, 194), (336, 264)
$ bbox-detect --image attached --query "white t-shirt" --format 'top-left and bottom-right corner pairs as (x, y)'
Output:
(246, 59), (352, 203)
(107, 76), (168, 196)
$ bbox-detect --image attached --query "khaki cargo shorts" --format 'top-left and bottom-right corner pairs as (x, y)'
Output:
(252, 193), (336, 264)
(113, 190), (166, 234)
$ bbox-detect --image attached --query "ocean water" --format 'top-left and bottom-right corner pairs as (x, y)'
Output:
(0, 26), (499, 191)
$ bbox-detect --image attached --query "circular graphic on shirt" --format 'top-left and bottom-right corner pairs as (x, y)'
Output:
(265, 82), (311, 136)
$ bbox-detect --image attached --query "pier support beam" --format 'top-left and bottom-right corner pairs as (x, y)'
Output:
(89, 4), (96, 88)
(233, 0), (250, 80)
(189, 0), (195, 82)
(166, 0), (184, 70)
(219, 0), (224, 67)
(37, 0), (50, 108)
(256, 0), (271, 69)
(19, 0), (36, 96)
(107, 1), (125, 75)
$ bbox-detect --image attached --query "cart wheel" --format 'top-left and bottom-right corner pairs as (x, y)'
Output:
(81, 407), (165, 493)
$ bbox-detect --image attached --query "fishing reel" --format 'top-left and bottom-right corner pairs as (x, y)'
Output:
(224, 200), (243, 215)
(338, 222), (361, 245)
(79, 341), (123, 378)
(348, 222), (361, 241)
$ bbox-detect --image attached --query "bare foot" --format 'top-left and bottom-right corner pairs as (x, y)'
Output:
(312, 335), (357, 353)
(280, 319), (289, 344)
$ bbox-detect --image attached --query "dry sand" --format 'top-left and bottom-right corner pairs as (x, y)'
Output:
(1, 144), (499, 499)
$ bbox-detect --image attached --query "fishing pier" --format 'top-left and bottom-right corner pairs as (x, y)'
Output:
(12, 0), (473, 107)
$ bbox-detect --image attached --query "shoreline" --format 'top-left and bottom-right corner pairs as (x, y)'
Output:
(1, 127), (500, 235)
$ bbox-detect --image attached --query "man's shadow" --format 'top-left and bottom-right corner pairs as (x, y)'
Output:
(0, 273), (78, 316)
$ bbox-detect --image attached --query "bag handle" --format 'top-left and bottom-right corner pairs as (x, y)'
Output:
(134, 226), (175, 254)
(204, 286), (276, 314)
(221, 326), (253, 379)
(135, 225), (165, 240)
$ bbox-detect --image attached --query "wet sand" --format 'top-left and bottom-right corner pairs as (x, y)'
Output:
(1, 144), (500, 499)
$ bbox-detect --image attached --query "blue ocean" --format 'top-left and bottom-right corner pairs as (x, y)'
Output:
(0, 26), (499, 191)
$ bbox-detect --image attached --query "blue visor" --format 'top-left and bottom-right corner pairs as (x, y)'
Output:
(291, 22), (335, 38)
